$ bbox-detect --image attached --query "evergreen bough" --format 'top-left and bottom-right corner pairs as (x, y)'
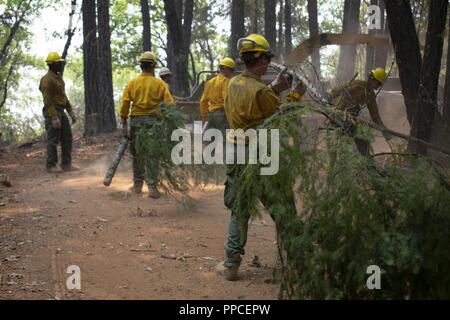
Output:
(134, 102), (450, 299)
(235, 103), (450, 299)
(134, 105), (226, 201)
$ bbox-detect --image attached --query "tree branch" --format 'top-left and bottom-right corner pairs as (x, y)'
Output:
(0, 56), (19, 110)
(188, 49), (196, 87)
(0, 0), (31, 67)
(62, 0), (79, 60)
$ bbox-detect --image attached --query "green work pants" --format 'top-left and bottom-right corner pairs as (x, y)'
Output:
(205, 108), (229, 162)
(129, 116), (159, 187)
(223, 153), (297, 268)
(43, 106), (72, 169)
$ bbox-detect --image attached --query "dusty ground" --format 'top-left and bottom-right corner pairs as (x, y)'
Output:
(0, 91), (410, 300)
(0, 134), (280, 300)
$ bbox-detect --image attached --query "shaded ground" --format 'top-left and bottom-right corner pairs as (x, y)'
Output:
(0, 134), (279, 300)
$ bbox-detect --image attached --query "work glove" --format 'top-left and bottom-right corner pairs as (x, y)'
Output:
(69, 111), (77, 125)
(292, 77), (307, 96)
(270, 68), (290, 94)
(51, 116), (61, 129)
(121, 119), (128, 138)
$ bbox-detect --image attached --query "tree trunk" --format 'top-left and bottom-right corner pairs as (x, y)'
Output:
(82, 0), (100, 136)
(182, 0), (194, 50)
(336, 0), (361, 83)
(166, 33), (173, 71)
(284, 0), (292, 57)
(166, 0), (183, 72)
(230, 0), (246, 59)
(277, 0), (283, 59)
(443, 14), (450, 122)
(430, 9), (450, 163)
(264, 0), (277, 54)
(183, 0), (194, 89)
(97, 0), (117, 133)
(61, 0), (78, 62)
(252, 0), (260, 34)
(140, 0), (152, 51)
(163, 0), (193, 97)
(385, 0), (422, 124)
(307, 0), (320, 78)
(0, 56), (18, 110)
(408, 0), (448, 155)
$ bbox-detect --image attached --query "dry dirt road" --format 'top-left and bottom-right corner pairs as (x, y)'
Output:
(0, 91), (409, 300)
(0, 134), (279, 300)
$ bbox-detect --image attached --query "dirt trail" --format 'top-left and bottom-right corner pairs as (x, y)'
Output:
(0, 135), (279, 300)
(0, 91), (409, 300)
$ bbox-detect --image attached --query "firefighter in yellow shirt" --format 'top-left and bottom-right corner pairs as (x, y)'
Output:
(199, 57), (235, 136)
(120, 52), (174, 198)
(217, 34), (306, 281)
(39, 52), (78, 173)
(330, 68), (391, 155)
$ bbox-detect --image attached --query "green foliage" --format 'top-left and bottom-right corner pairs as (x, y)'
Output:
(234, 103), (450, 299)
(0, 107), (44, 143)
(110, 0), (142, 69)
(190, 0), (228, 75)
(134, 105), (226, 200)
(135, 105), (192, 195)
(0, 0), (54, 98)
(0, 0), (58, 142)
(64, 55), (85, 133)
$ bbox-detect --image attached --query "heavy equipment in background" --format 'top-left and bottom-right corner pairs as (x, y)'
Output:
(175, 32), (407, 119)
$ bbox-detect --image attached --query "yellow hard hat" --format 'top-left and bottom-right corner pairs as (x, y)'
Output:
(237, 34), (274, 57)
(371, 68), (387, 84)
(139, 51), (157, 62)
(46, 52), (65, 64)
(219, 57), (235, 69)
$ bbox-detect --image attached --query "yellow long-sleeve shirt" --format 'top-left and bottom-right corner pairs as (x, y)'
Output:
(199, 73), (230, 119)
(225, 71), (301, 130)
(120, 73), (174, 119)
(330, 80), (385, 127)
(39, 71), (73, 117)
